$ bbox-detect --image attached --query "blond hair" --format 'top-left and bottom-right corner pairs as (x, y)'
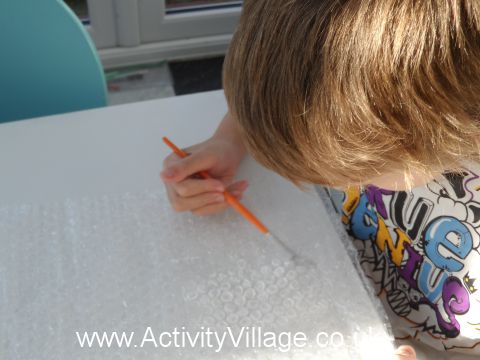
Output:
(223, 0), (480, 189)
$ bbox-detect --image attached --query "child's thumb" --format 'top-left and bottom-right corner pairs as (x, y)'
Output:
(394, 345), (417, 360)
(161, 151), (217, 182)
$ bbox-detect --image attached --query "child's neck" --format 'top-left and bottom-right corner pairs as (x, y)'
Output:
(366, 163), (459, 191)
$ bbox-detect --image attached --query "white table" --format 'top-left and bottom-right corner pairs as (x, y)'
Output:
(0, 91), (432, 359)
(0, 91), (231, 205)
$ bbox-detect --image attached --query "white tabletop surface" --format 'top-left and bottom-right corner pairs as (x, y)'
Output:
(0, 90), (459, 359)
(0, 91), (230, 205)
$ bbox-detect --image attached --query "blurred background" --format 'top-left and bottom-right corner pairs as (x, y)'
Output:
(63, 0), (243, 105)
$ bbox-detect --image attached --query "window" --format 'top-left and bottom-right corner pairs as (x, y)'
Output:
(165, 0), (243, 14)
(65, 0), (243, 68)
(64, 0), (117, 49)
(64, 0), (89, 23)
(137, 0), (242, 43)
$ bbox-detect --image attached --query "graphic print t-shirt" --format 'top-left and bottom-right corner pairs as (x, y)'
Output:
(340, 161), (480, 354)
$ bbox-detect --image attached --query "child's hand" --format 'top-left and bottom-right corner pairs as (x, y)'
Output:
(394, 345), (417, 359)
(161, 137), (248, 216)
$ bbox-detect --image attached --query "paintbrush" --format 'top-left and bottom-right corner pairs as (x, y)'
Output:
(162, 136), (301, 260)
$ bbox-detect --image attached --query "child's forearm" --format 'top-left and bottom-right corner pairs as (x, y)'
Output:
(212, 111), (247, 162)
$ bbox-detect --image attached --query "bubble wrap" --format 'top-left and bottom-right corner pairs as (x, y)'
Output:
(0, 179), (394, 359)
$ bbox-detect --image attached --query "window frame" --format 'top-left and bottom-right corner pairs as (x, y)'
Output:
(137, 0), (242, 43)
(78, 0), (242, 69)
(84, 0), (117, 49)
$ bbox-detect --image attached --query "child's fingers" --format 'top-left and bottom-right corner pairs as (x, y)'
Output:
(188, 182), (247, 216)
(173, 178), (225, 197)
(394, 346), (416, 360)
(226, 180), (249, 193)
(161, 150), (217, 182)
(168, 189), (225, 213)
(191, 202), (230, 217)
(192, 191), (243, 217)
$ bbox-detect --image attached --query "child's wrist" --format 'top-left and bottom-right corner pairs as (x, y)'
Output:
(212, 111), (247, 159)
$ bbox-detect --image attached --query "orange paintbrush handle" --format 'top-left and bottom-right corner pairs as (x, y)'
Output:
(162, 136), (269, 234)
(224, 192), (269, 234)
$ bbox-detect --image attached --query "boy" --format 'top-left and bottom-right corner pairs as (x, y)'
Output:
(162, 0), (480, 357)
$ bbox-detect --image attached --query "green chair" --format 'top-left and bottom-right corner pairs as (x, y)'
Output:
(0, 0), (107, 123)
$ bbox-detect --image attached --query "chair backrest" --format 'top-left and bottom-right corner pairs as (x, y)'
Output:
(0, 0), (107, 123)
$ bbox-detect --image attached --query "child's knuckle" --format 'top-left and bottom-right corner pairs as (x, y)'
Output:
(175, 184), (188, 197)
(162, 155), (174, 168)
(172, 200), (185, 212)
